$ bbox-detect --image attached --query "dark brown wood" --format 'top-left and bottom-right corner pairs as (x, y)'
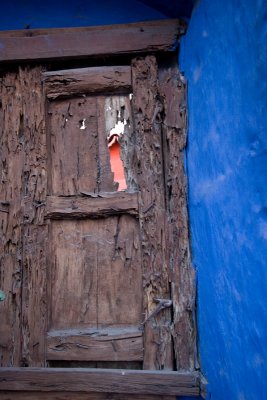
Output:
(47, 96), (100, 195)
(158, 65), (196, 371)
(0, 71), (24, 366)
(43, 66), (131, 99)
(49, 215), (142, 331)
(0, 392), (176, 400)
(0, 201), (9, 213)
(46, 192), (139, 219)
(46, 327), (143, 361)
(0, 368), (200, 396)
(20, 67), (48, 367)
(96, 215), (142, 328)
(0, 20), (183, 63)
(131, 56), (173, 370)
(0, 32), (198, 396)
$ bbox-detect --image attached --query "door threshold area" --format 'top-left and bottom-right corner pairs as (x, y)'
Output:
(0, 367), (201, 397)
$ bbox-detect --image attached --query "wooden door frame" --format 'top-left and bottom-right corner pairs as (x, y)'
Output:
(0, 19), (202, 398)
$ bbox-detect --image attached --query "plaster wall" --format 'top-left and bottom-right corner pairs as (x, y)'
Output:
(180, 1), (267, 399)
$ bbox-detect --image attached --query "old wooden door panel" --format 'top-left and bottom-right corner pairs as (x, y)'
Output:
(0, 67), (48, 367)
(49, 219), (98, 329)
(130, 56), (173, 370)
(0, 20), (199, 399)
(49, 216), (142, 330)
(158, 65), (196, 370)
(44, 66), (144, 365)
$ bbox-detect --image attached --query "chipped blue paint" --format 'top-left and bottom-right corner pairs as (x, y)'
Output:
(180, 0), (267, 399)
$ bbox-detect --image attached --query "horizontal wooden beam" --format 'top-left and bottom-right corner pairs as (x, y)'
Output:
(43, 66), (132, 99)
(0, 20), (182, 63)
(47, 327), (143, 362)
(0, 392), (176, 400)
(45, 192), (139, 219)
(0, 368), (200, 396)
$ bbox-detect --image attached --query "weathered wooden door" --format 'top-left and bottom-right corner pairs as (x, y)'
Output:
(0, 20), (199, 399)
(44, 65), (144, 369)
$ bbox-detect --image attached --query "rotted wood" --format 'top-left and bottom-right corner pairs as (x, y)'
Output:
(0, 393), (176, 400)
(158, 64), (196, 370)
(0, 71), (24, 366)
(19, 67), (48, 367)
(131, 56), (172, 369)
(45, 192), (139, 219)
(46, 327), (143, 362)
(0, 368), (201, 396)
(49, 215), (142, 334)
(0, 201), (9, 213)
(47, 95), (115, 195)
(0, 19), (184, 63)
(43, 66), (131, 99)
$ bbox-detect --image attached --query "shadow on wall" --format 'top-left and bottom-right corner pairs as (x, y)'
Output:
(0, 0), (169, 30)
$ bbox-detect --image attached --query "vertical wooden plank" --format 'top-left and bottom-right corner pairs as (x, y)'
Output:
(20, 67), (48, 366)
(50, 220), (98, 330)
(131, 56), (173, 370)
(96, 96), (115, 192)
(158, 64), (196, 370)
(48, 97), (99, 195)
(0, 71), (24, 366)
(97, 215), (143, 327)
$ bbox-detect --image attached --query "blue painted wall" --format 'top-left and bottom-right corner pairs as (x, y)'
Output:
(0, 0), (166, 30)
(1, 1), (266, 399)
(180, 0), (267, 399)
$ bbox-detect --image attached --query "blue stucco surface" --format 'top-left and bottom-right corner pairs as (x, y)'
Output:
(180, 0), (267, 399)
(0, 1), (266, 399)
(0, 0), (166, 30)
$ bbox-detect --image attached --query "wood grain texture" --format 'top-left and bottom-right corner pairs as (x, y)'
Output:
(49, 215), (142, 330)
(0, 368), (200, 396)
(0, 20), (183, 63)
(19, 67), (48, 367)
(158, 65), (196, 370)
(0, 70), (24, 366)
(43, 66), (131, 99)
(97, 215), (142, 327)
(48, 96), (99, 195)
(131, 56), (173, 370)
(46, 192), (139, 219)
(0, 392), (176, 400)
(46, 327), (143, 362)
(47, 95), (119, 195)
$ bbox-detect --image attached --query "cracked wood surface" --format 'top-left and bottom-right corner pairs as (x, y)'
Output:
(45, 192), (139, 219)
(46, 327), (143, 362)
(43, 66), (131, 99)
(0, 67), (48, 367)
(0, 20), (183, 63)
(159, 64), (196, 370)
(131, 56), (173, 370)
(0, 70), (24, 367)
(0, 368), (200, 396)
(0, 393), (176, 400)
(49, 215), (142, 333)
(0, 48), (196, 382)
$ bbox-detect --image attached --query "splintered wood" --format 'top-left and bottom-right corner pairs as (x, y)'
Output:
(0, 67), (47, 367)
(159, 64), (196, 370)
(131, 56), (173, 370)
(0, 51), (196, 379)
